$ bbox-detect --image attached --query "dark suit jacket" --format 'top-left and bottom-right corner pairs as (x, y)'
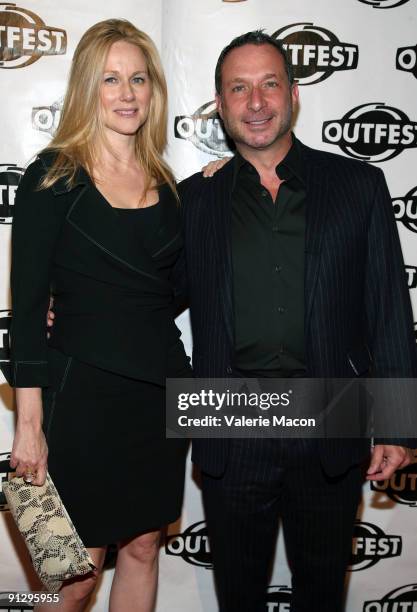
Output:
(3, 153), (184, 388)
(177, 140), (417, 477)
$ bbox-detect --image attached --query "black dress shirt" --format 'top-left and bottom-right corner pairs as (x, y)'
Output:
(231, 138), (307, 375)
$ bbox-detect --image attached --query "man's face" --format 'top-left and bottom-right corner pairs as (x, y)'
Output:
(216, 43), (298, 152)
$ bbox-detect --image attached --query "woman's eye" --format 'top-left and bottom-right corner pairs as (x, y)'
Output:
(104, 76), (117, 84)
(132, 76), (145, 84)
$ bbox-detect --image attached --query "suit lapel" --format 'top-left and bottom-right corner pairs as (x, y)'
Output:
(303, 144), (329, 334)
(208, 162), (235, 347)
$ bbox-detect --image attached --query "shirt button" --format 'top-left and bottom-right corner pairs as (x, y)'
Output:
(261, 190), (268, 197)
(277, 306), (285, 314)
(275, 264), (282, 273)
(226, 365), (233, 375)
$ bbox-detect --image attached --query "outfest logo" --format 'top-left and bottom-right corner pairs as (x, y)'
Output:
(265, 586), (292, 611)
(349, 521), (402, 571)
(0, 592), (34, 611)
(363, 584), (417, 611)
(0, 3), (66, 69)
(322, 103), (417, 162)
(397, 44), (417, 80)
(405, 266), (417, 289)
(32, 97), (63, 136)
(174, 100), (232, 157)
(0, 164), (23, 223)
(371, 459), (417, 506)
(392, 186), (417, 234)
(0, 310), (11, 362)
(165, 521), (212, 568)
(272, 23), (358, 86)
(358, 0), (411, 7)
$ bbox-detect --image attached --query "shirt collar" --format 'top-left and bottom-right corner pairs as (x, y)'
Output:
(232, 134), (305, 189)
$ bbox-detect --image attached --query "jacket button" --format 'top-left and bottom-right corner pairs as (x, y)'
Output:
(226, 366), (233, 375)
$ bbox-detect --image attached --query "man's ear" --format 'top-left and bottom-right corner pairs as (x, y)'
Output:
(291, 82), (299, 108)
(215, 93), (223, 120)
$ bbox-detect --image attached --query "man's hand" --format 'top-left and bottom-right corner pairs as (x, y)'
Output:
(366, 444), (414, 481)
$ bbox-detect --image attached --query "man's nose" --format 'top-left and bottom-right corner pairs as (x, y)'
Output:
(247, 86), (265, 111)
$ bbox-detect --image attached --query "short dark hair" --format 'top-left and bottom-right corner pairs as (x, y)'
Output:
(215, 29), (294, 94)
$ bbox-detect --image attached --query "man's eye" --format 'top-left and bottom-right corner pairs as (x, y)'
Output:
(232, 85), (245, 92)
(265, 81), (278, 88)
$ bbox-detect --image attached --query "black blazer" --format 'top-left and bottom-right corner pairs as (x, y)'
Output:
(3, 153), (184, 388)
(177, 139), (417, 476)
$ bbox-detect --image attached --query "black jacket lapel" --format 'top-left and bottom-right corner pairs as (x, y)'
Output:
(302, 144), (329, 334)
(207, 162), (235, 347)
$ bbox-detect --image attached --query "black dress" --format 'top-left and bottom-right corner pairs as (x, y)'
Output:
(42, 203), (189, 547)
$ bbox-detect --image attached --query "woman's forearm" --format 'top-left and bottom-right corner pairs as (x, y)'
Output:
(15, 388), (43, 427)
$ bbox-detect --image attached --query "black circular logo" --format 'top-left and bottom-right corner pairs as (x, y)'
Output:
(322, 103), (417, 162)
(0, 165), (23, 223)
(0, 4), (67, 69)
(165, 521), (212, 568)
(265, 586), (292, 610)
(0, 452), (12, 511)
(392, 186), (417, 233)
(174, 101), (232, 157)
(397, 45), (417, 79)
(272, 23), (358, 86)
(363, 584), (417, 611)
(358, 0), (411, 7)
(349, 521), (402, 571)
(371, 460), (417, 506)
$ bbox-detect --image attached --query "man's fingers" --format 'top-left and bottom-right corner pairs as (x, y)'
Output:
(366, 445), (384, 476)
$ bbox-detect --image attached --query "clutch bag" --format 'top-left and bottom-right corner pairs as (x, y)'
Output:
(3, 473), (96, 592)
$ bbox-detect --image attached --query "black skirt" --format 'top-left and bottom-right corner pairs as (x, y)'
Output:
(42, 347), (188, 547)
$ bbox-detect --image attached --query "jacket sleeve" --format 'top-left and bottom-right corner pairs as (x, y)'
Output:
(2, 159), (66, 387)
(364, 167), (417, 447)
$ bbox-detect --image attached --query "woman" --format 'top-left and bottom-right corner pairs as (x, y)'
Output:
(4, 19), (192, 612)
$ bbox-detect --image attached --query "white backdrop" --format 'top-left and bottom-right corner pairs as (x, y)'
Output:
(1, 1), (417, 610)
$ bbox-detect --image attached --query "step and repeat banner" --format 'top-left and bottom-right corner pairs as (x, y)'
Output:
(1, 0), (417, 610)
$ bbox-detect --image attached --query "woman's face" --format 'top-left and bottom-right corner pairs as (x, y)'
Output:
(100, 40), (152, 138)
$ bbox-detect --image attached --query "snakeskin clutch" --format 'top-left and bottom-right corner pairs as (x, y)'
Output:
(3, 473), (96, 592)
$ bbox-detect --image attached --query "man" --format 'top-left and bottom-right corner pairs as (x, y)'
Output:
(177, 31), (417, 612)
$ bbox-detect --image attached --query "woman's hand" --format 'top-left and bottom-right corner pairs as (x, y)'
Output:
(10, 389), (48, 486)
(202, 157), (232, 177)
(46, 296), (54, 338)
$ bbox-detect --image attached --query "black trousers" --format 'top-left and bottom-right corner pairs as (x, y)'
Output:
(201, 438), (363, 612)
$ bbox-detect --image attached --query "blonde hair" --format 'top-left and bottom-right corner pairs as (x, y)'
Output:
(40, 19), (176, 199)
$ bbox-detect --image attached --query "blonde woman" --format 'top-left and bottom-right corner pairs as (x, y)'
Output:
(4, 19), (191, 612)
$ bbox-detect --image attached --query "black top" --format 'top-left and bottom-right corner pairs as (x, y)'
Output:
(3, 155), (186, 388)
(231, 138), (307, 375)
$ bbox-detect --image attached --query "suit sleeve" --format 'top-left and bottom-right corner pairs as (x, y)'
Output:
(2, 160), (66, 387)
(364, 167), (417, 446)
